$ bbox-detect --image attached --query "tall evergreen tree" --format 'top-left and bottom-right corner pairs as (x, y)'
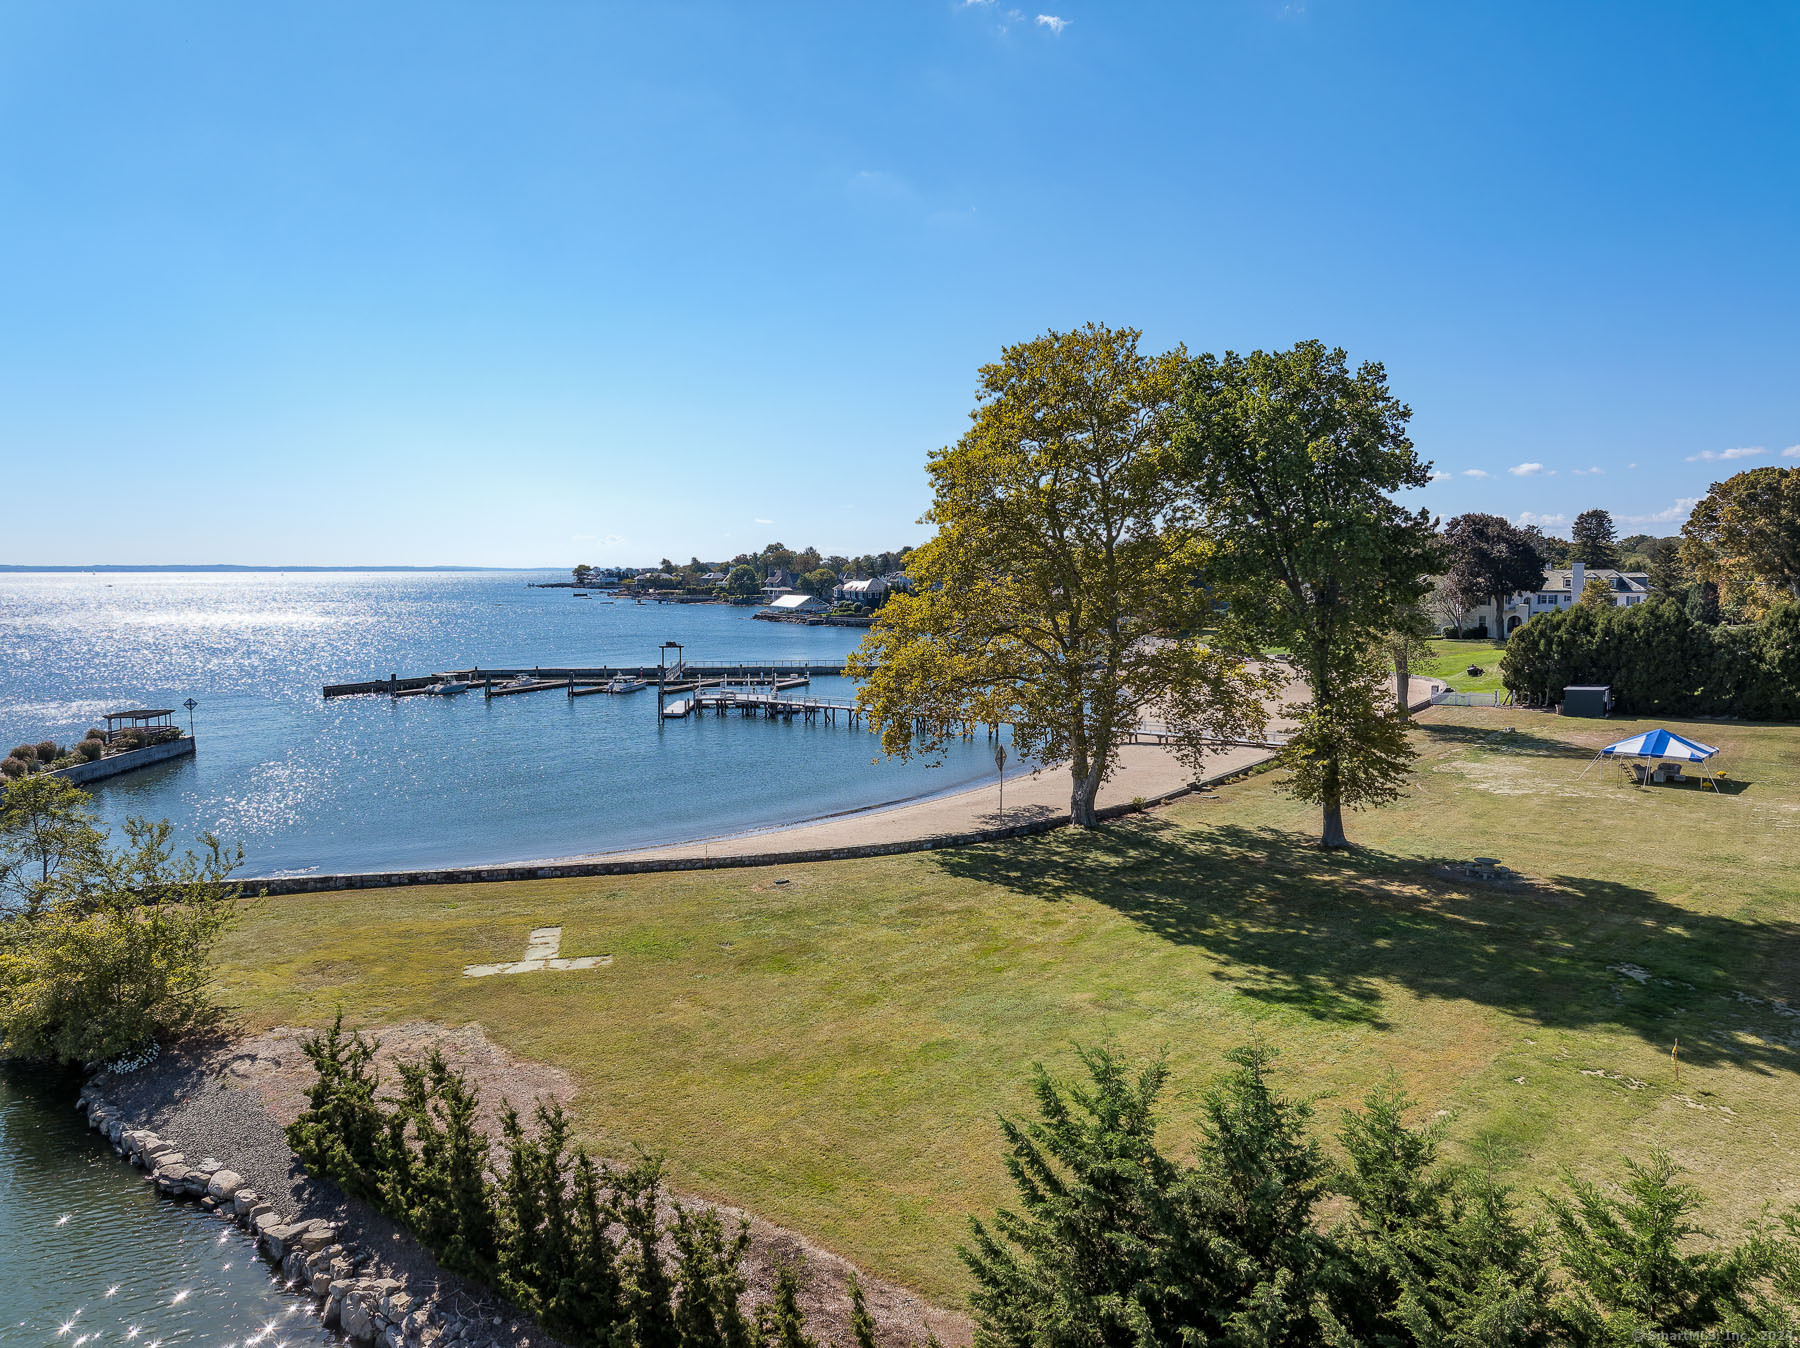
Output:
(846, 1274), (879, 1348)
(670, 1205), (756, 1348)
(1571, 509), (1621, 568)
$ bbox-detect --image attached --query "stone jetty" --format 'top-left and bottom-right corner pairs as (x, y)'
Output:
(78, 1083), (479, 1348)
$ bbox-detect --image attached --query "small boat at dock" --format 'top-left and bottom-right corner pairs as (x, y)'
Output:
(605, 676), (647, 693)
(425, 678), (472, 695)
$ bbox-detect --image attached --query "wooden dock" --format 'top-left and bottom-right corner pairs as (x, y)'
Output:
(661, 689), (865, 726)
(323, 660), (845, 699)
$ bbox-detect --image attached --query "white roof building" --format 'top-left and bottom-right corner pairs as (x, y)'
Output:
(765, 592), (827, 613)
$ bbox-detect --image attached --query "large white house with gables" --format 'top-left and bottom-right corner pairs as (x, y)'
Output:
(1473, 560), (1652, 635)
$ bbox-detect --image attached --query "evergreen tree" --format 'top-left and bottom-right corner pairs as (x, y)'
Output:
(961, 1045), (1196, 1347)
(847, 1274), (878, 1348)
(756, 1261), (816, 1348)
(497, 1105), (549, 1313)
(566, 1150), (631, 1347)
(616, 1154), (681, 1348)
(1548, 1151), (1753, 1339)
(670, 1206), (756, 1348)
(1179, 1043), (1331, 1347)
(287, 1014), (387, 1202)
(1571, 509), (1621, 568)
(1325, 1085), (1560, 1346)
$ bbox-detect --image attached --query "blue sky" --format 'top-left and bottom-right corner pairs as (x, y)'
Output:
(2, 2), (1796, 567)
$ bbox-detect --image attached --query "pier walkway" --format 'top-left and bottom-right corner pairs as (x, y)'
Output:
(322, 659), (847, 698)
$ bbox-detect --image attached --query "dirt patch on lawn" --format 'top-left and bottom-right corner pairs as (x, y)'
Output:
(163, 1022), (970, 1348)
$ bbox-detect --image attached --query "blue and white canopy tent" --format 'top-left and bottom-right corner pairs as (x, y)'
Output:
(1577, 728), (1724, 790)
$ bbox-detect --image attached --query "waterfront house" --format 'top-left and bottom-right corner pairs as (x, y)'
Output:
(764, 592), (828, 615)
(834, 576), (889, 606)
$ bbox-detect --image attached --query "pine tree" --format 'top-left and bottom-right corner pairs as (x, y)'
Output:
(847, 1274), (878, 1348)
(286, 1014), (387, 1201)
(497, 1105), (549, 1315)
(1324, 1084), (1560, 1345)
(1571, 509), (1621, 568)
(670, 1205), (756, 1348)
(1179, 1042), (1330, 1347)
(1548, 1151), (1753, 1337)
(402, 1052), (496, 1280)
(566, 1150), (631, 1347)
(755, 1261), (815, 1348)
(961, 1044), (1199, 1347)
(616, 1154), (680, 1348)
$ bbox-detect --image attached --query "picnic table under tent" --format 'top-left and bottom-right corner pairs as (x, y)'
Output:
(1577, 728), (1724, 790)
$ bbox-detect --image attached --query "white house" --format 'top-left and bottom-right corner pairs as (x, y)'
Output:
(834, 576), (889, 605)
(1473, 561), (1651, 635)
(763, 592), (828, 615)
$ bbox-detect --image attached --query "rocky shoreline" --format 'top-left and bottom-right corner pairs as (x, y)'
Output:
(74, 1025), (970, 1348)
(78, 1082), (470, 1348)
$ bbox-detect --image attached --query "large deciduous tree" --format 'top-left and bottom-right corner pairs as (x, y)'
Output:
(1680, 466), (1800, 616)
(1443, 513), (1546, 630)
(1571, 508), (1621, 568)
(1175, 340), (1437, 848)
(848, 324), (1267, 827)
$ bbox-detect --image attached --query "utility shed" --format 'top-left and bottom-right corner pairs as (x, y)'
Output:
(1562, 685), (1613, 718)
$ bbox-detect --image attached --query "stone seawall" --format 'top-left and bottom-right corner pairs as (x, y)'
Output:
(78, 1082), (464, 1348)
(50, 736), (195, 784)
(248, 757), (1278, 895)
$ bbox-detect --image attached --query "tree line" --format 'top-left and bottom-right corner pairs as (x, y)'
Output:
(966, 1043), (1799, 1346)
(288, 1023), (1800, 1347)
(288, 1017), (883, 1348)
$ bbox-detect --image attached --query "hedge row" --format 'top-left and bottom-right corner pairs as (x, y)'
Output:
(1500, 599), (1800, 719)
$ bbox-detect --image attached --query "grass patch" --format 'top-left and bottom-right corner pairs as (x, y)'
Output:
(1414, 637), (1511, 693)
(214, 708), (1800, 1302)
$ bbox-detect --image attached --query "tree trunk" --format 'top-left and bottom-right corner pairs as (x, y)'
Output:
(1319, 757), (1350, 849)
(1394, 649), (1410, 719)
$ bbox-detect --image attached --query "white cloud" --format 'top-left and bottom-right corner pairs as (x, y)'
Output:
(1571, 466), (1604, 476)
(1035, 13), (1069, 31)
(1784, 445), (1800, 458)
(1686, 446), (1767, 462)
(1516, 511), (1568, 529)
(1622, 498), (1699, 527)
(1508, 462), (1546, 477)
(1628, 462), (1639, 469)
(1428, 470), (1452, 482)
(754, 517), (774, 525)
(1462, 468), (1491, 479)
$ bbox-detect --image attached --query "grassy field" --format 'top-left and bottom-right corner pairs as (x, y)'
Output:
(214, 708), (1800, 1302)
(1415, 637), (1511, 693)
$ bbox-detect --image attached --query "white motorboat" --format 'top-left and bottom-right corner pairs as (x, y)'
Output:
(427, 679), (471, 696)
(606, 676), (647, 693)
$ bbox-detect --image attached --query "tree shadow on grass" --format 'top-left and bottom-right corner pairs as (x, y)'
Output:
(1413, 721), (1593, 761)
(933, 818), (1800, 1074)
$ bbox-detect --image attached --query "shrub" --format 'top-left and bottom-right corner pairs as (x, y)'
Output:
(76, 740), (103, 763)
(0, 788), (244, 1063)
(288, 1040), (797, 1348)
(1, 758), (25, 779)
(34, 741), (59, 763)
(82, 727), (105, 742)
(9, 745), (37, 762)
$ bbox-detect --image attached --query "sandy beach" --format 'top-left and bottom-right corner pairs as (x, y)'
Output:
(583, 674), (1440, 866)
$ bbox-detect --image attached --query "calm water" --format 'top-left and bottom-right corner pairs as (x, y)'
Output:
(0, 572), (1002, 876)
(0, 1066), (330, 1346)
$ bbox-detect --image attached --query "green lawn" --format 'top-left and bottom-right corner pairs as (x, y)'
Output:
(214, 709), (1800, 1302)
(1415, 637), (1511, 693)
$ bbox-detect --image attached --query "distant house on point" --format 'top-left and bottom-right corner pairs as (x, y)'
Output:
(764, 592), (828, 615)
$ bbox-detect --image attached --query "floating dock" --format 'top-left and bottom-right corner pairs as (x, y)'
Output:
(323, 661), (845, 699)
